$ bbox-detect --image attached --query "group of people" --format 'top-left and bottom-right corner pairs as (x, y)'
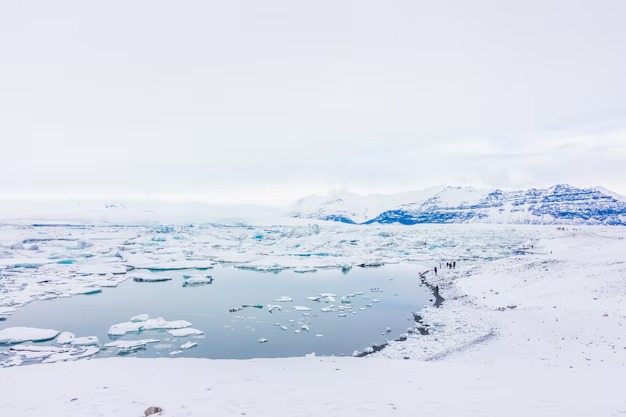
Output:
(433, 260), (457, 275)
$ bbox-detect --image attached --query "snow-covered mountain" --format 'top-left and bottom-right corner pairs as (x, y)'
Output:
(291, 185), (626, 225)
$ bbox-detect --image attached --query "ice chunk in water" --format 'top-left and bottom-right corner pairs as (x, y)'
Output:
(131, 314), (150, 322)
(182, 275), (214, 286)
(0, 327), (59, 345)
(104, 339), (159, 354)
(42, 346), (100, 363)
(104, 339), (160, 349)
(108, 317), (191, 336)
(131, 275), (173, 283)
(56, 332), (75, 344)
(167, 328), (204, 337)
(275, 296), (293, 302)
(180, 341), (197, 350)
(70, 336), (99, 346)
(55, 332), (98, 346)
(267, 304), (282, 313)
(292, 306), (311, 311)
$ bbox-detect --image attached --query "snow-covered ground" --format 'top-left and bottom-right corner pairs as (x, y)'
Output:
(1, 223), (625, 416)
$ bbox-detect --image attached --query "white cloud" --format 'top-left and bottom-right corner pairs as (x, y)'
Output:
(1, 0), (625, 202)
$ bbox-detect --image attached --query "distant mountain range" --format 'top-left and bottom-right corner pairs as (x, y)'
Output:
(291, 185), (626, 225)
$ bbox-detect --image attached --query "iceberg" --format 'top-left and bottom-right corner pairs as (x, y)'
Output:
(275, 296), (293, 302)
(292, 306), (311, 311)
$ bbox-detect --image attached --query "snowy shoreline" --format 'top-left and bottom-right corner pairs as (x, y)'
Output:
(1, 225), (625, 415)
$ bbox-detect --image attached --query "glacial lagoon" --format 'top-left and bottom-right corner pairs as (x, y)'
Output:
(0, 264), (434, 359)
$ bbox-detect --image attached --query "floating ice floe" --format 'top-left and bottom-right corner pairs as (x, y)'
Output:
(130, 314), (150, 322)
(275, 296), (293, 302)
(168, 328), (204, 337)
(123, 257), (216, 271)
(108, 317), (192, 336)
(104, 339), (160, 349)
(235, 262), (287, 273)
(180, 341), (197, 350)
(358, 261), (384, 268)
(1, 344), (99, 367)
(104, 339), (159, 354)
(43, 346), (100, 363)
(258, 338), (268, 343)
(0, 327), (60, 345)
(317, 293), (337, 302)
(292, 306), (311, 311)
(293, 267), (317, 273)
(75, 264), (127, 275)
(267, 304), (282, 313)
(79, 288), (103, 295)
(55, 332), (99, 346)
(131, 275), (173, 283)
(182, 275), (214, 286)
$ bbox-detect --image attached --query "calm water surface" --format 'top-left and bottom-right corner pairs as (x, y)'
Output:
(1, 264), (432, 359)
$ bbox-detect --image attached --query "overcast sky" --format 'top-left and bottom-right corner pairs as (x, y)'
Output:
(1, 0), (625, 205)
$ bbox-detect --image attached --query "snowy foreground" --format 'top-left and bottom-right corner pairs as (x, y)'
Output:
(1, 225), (625, 416)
